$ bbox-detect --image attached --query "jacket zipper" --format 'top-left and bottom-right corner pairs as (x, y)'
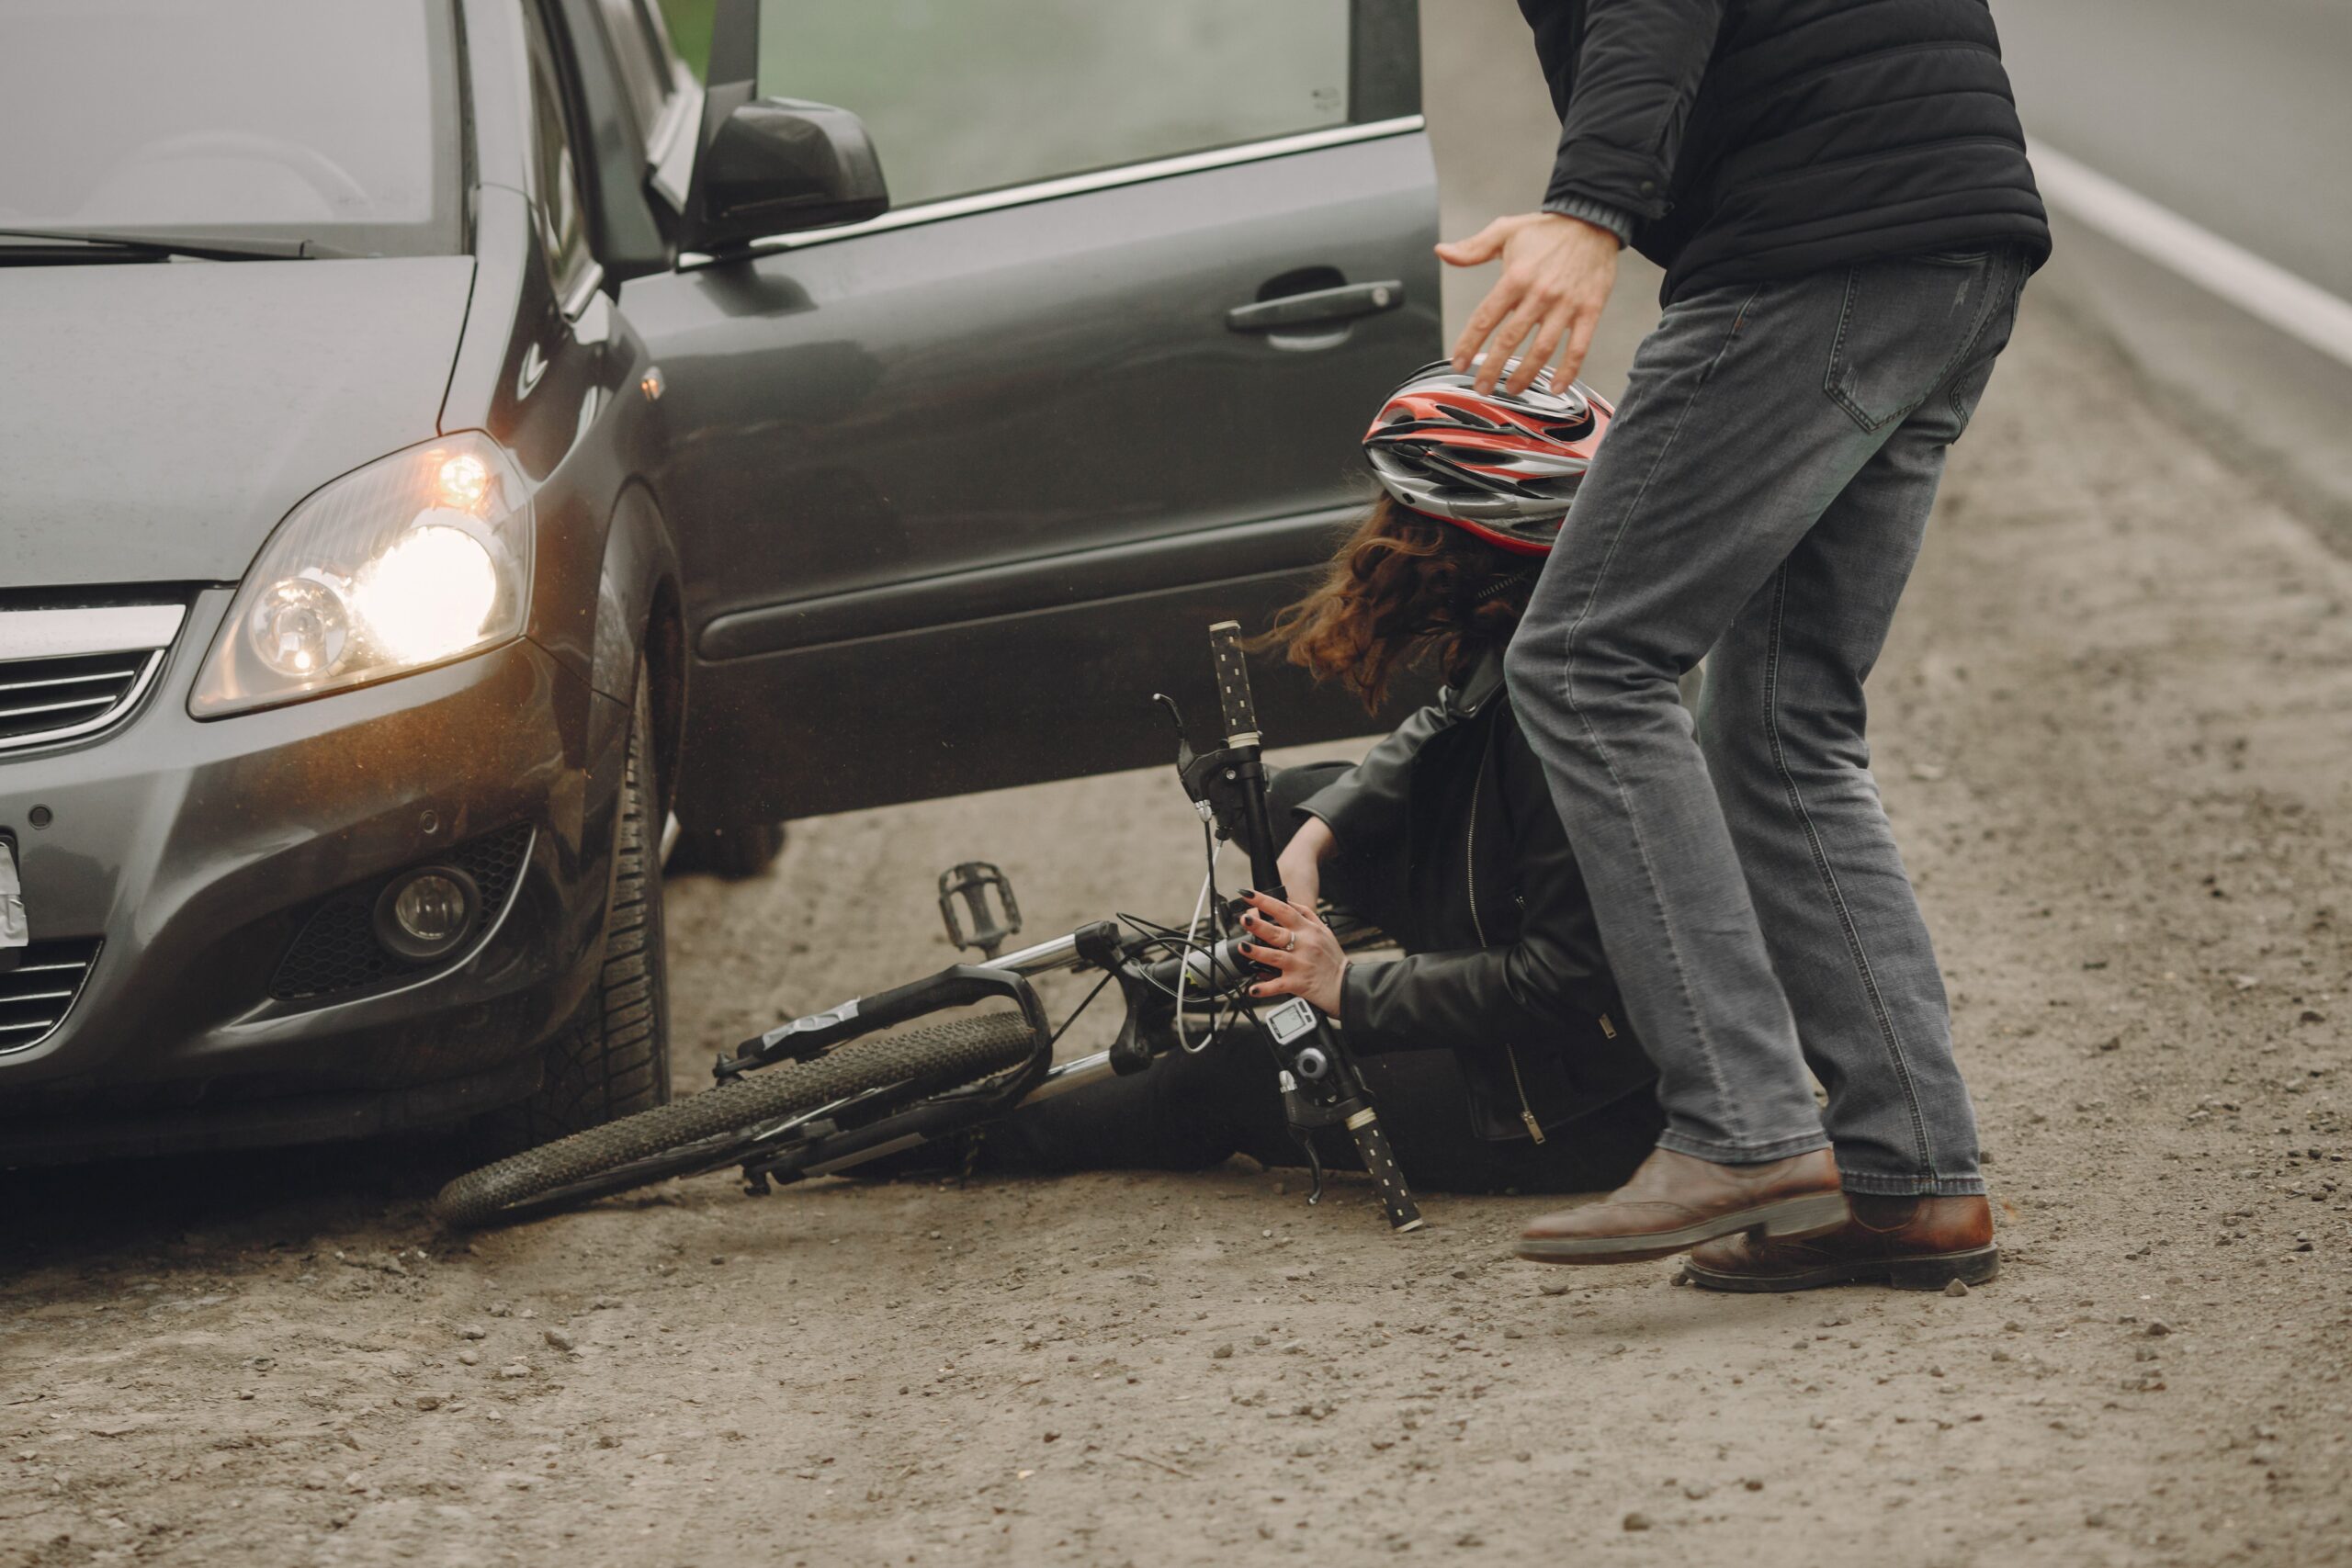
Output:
(1465, 747), (1546, 1145)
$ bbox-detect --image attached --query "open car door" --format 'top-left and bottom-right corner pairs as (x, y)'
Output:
(626, 0), (1439, 825)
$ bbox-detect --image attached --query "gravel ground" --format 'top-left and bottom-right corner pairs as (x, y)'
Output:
(8, 6), (2352, 1561)
(5, 280), (2351, 1568)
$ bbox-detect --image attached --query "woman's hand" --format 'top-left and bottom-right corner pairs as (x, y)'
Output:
(1236, 888), (1347, 1018)
(1275, 814), (1336, 913)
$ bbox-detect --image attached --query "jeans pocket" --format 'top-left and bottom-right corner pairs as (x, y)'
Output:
(1823, 253), (1997, 432)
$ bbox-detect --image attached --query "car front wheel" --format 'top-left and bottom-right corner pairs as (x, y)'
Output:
(481, 660), (672, 1150)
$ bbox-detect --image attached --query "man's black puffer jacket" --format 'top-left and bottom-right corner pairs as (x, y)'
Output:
(1294, 652), (1658, 1143)
(1521, 0), (2051, 302)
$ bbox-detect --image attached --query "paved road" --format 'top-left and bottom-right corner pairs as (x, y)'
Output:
(1999, 0), (2352, 301)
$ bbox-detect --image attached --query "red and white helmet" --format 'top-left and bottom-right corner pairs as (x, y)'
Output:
(1362, 359), (1613, 555)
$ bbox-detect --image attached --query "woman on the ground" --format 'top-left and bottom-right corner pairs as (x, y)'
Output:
(972, 363), (1663, 1193)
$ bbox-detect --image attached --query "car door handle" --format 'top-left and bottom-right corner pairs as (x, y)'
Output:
(1226, 279), (1405, 333)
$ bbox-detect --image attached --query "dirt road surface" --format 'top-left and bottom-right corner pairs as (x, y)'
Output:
(8, 14), (2352, 1568)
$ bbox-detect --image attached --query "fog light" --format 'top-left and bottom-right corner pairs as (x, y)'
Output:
(373, 866), (480, 962)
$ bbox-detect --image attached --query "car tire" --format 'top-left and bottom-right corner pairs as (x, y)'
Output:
(670, 820), (785, 880)
(480, 660), (673, 1152)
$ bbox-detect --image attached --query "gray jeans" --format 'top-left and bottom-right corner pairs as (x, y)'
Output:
(1504, 246), (2029, 1196)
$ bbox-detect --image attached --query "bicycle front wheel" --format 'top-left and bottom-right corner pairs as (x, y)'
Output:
(433, 1011), (1035, 1227)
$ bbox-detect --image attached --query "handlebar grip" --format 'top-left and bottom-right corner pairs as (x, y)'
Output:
(1346, 1108), (1425, 1233)
(1208, 620), (1260, 743)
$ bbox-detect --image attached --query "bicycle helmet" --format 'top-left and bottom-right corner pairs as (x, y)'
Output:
(1362, 358), (1613, 555)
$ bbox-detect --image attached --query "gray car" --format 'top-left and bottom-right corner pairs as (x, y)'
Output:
(0, 0), (1438, 1160)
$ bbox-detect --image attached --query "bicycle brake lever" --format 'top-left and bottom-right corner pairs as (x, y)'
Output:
(1152, 694), (1196, 777)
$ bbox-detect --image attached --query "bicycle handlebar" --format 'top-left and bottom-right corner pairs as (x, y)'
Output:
(1346, 1107), (1424, 1232)
(1208, 619), (1259, 743)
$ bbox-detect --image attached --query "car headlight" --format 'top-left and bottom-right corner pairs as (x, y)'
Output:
(190, 434), (533, 717)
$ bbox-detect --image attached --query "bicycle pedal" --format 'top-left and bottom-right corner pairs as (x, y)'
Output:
(937, 861), (1022, 959)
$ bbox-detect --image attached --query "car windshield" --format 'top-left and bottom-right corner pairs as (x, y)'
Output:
(0, 0), (463, 258)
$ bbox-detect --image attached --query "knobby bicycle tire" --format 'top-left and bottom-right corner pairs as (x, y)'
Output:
(433, 1011), (1035, 1227)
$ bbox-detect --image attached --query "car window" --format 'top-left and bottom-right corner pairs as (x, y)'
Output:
(598, 0), (676, 140)
(752, 0), (1352, 209)
(520, 2), (597, 305)
(0, 0), (462, 257)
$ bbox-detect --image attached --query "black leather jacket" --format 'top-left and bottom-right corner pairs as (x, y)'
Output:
(1295, 651), (1657, 1142)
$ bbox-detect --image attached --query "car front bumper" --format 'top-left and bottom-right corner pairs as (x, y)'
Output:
(0, 589), (631, 1160)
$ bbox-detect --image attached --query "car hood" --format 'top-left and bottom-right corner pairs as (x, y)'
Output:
(1, 256), (476, 588)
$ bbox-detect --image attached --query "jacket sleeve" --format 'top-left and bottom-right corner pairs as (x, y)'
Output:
(1543, 0), (1725, 222)
(1336, 733), (1614, 1055)
(1291, 697), (1453, 852)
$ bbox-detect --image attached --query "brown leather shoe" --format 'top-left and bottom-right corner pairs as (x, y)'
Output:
(1516, 1146), (1848, 1266)
(1681, 1193), (1997, 1292)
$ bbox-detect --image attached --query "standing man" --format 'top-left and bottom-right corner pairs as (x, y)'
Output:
(1445, 0), (2048, 1290)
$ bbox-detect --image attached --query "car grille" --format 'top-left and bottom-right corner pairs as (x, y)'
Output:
(0, 603), (186, 754)
(0, 939), (102, 1055)
(269, 825), (536, 1002)
(0, 650), (158, 747)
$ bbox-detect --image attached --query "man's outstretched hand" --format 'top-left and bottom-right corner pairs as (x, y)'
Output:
(1437, 212), (1621, 396)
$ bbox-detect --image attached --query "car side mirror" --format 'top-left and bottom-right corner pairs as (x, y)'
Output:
(686, 96), (889, 251)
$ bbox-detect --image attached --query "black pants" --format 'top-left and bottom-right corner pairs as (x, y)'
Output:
(964, 763), (1663, 1196)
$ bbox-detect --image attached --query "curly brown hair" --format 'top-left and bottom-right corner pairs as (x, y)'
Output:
(1254, 496), (1536, 712)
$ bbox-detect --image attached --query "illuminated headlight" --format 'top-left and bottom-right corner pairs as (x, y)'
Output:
(190, 434), (532, 717)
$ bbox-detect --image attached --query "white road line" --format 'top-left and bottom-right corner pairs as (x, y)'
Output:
(2031, 141), (2352, 370)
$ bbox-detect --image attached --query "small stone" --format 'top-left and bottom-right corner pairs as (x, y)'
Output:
(1944, 1279), (1971, 1298)
(2085, 1509), (2109, 1529)
(2144, 1319), (2171, 1337)
(457, 1350), (481, 1367)
(709, 1256), (727, 1267)
(1450, 1267), (1470, 1280)
(1538, 1280), (1572, 1297)
(1682, 1482), (1713, 1500)
(1212, 1344), (1234, 1359)
(595, 1434), (621, 1450)
(1622, 1512), (1654, 1532)
(1743, 1479), (1764, 1492)
(543, 1328), (575, 1353)
(458, 1325), (487, 1340)
(487, 1303), (512, 1318)
(498, 1361), (530, 1380)
(414, 1394), (442, 1411)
